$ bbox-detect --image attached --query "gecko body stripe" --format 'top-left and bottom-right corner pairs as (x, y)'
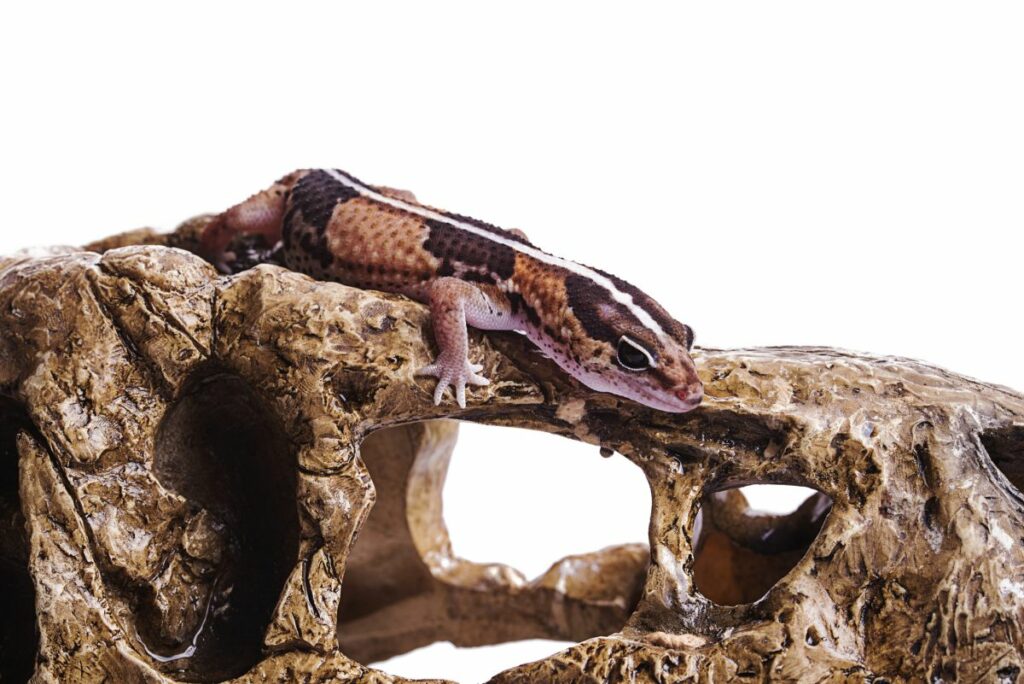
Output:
(322, 168), (668, 339)
(293, 169), (360, 229)
(423, 218), (517, 280)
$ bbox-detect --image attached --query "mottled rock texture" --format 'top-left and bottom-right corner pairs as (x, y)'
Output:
(1, 221), (1022, 683)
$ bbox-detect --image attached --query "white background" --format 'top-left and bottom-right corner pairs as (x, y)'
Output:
(2, 3), (1022, 682)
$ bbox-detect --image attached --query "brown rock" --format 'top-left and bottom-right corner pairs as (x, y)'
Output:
(0, 223), (1022, 682)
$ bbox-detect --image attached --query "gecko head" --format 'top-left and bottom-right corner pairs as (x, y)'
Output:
(577, 326), (703, 413)
(562, 273), (704, 413)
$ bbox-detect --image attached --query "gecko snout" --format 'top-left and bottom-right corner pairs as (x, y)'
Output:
(675, 384), (704, 409)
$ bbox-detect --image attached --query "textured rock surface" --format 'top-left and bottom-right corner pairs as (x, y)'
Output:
(0, 223), (1023, 682)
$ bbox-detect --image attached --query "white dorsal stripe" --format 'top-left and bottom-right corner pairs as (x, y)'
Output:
(322, 168), (667, 339)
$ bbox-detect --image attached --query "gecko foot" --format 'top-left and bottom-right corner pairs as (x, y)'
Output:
(416, 358), (490, 408)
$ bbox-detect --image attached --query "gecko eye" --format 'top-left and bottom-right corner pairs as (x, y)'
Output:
(616, 336), (654, 371)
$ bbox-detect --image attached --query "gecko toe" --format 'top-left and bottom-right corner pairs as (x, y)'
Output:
(416, 364), (439, 377)
(432, 378), (450, 405)
(467, 372), (490, 387)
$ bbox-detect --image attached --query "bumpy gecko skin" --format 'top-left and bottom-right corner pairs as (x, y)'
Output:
(200, 168), (703, 411)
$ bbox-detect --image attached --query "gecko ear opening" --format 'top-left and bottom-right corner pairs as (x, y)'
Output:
(616, 336), (654, 371)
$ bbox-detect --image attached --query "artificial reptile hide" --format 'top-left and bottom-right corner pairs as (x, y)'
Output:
(0, 222), (1022, 683)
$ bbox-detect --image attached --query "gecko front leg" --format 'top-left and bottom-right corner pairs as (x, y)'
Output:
(416, 277), (515, 408)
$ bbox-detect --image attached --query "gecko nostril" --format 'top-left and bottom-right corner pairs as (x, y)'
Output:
(675, 385), (704, 407)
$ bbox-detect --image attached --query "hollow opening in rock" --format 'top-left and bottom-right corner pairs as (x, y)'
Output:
(692, 484), (832, 606)
(338, 420), (649, 675)
(151, 368), (299, 682)
(372, 639), (574, 683)
(443, 422), (650, 581)
(0, 399), (37, 684)
(980, 424), (1024, 497)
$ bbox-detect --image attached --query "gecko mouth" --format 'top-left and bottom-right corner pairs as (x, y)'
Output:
(662, 397), (704, 413)
(625, 384), (704, 413)
(577, 374), (704, 414)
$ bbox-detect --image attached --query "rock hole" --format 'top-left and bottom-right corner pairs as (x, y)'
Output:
(0, 399), (37, 684)
(151, 368), (299, 682)
(692, 484), (832, 605)
(443, 422), (650, 581)
(997, 664), (1021, 684)
(979, 425), (1024, 497)
(338, 421), (648, 678)
(372, 640), (574, 683)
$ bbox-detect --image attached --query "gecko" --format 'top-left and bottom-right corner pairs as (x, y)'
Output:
(199, 168), (703, 412)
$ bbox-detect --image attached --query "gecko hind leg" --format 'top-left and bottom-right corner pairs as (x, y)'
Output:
(200, 171), (300, 272)
(416, 278), (514, 408)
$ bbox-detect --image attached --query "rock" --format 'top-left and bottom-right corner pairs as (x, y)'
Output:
(0, 223), (1022, 682)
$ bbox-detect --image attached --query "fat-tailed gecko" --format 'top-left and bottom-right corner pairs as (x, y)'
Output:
(200, 169), (703, 412)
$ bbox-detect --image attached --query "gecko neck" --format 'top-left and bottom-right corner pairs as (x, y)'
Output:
(521, 323), (587, 383)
